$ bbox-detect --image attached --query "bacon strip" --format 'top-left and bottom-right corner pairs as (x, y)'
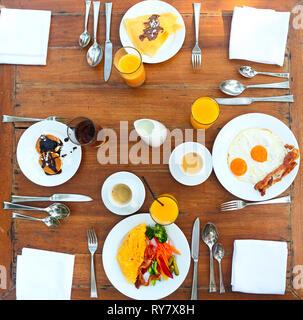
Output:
(254, 145), (300, 196)
(135, 244), (158, 289)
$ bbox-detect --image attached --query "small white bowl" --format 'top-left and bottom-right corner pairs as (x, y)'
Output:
(169, 142), (213, 186)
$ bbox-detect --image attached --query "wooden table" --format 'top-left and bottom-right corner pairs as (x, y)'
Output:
(1, 0), (303, 300)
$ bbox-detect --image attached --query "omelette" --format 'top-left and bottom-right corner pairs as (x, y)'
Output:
(117, 223), (147, 284)
(124, 12), (184, 57)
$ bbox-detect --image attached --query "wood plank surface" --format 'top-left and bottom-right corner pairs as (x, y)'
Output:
(0, 0), (302, 301)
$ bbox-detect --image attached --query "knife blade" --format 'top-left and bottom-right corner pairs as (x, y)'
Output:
(215, 94), (294, 105)
(191, 217), (200, 300)
(104, 2), (112, 82)
(11, 194), (93, 203)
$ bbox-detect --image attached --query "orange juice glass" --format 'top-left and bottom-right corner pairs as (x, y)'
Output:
(114, 47), (146, 87)
(150, 194), (179, 226)
(190, 97), (220, 129)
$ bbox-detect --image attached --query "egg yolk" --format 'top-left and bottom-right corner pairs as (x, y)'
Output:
(251, 145), (268, 162)
(230, 158), (247, 176)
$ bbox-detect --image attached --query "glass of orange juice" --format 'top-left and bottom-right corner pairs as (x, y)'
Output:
(113, 46), (146, 87)
(149, 194), (179, 226)
(190, 97), (220, 129)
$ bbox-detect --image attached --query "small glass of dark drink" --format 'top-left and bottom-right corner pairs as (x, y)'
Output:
(66, 117), (97, 146)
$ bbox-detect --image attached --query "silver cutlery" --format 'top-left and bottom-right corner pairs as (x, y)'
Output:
(221, 195), (291, 212)
(202, 222), (218, 293)
(239, 66), (289, 79)
(213, 243), (225, 294)
(11, 194), (93, 203)
(190, 217), (200, 300)
(215, 94), (294, 105)
(79, 0), (92, 48)
(87, 1), (103, 67)
(220, 79), (289, 96)
(2, 115), (67, 123)
(192, 3), (201, 70)
(4, 202), (70, 220)
(87, 229), (98, 298)
(12, 212), (60, 227)
(104, 2), (112, 82)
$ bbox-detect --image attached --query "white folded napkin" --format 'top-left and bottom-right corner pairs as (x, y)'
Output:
(16, 248), (75, 300)
(231, 240), (288, 295)
(0, 8), (51, 65)
(229, 6), (290, 66)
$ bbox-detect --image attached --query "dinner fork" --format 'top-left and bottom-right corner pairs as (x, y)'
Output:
(2, 115), (67, 123)
(192, 3), (201, 69)
(87, 229), (98, 298)
(221, 195), (291, 212)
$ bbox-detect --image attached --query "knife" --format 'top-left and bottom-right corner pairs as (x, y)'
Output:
(11, 194), (93, 203)
(104, 2), (112, 82)
(191, 217), (200, 300)
(215, 94), (294, 105)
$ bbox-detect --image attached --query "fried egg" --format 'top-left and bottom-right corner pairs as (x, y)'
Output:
(227, 128), (287, 184)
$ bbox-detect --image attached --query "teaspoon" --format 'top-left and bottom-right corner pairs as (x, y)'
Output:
(87, 1), (103, 67)
(239, 66), (289, 79)
(213, 243), (225, 294)
(3, 202), (70, 220)
(202, 222), (218, 293)
(12, 212), (60, 228)
(79, 0), (92, 48)
(219, 79), (290, 96)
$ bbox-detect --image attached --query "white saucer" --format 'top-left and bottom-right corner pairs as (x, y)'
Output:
(101, 171), (146, 215)
(169, 142), (213, 186)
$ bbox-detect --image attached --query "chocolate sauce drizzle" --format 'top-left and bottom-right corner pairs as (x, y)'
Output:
(139, 15), (163, 41)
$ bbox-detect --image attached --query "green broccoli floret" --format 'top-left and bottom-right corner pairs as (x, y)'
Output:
(153, 224), (168, 243)
(145, 226), (155, 240)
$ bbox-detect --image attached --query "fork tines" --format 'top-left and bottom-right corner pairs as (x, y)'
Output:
(220, 200), (244, 212)
(192, 47), (202, 70)
(87, 228), (98, 247)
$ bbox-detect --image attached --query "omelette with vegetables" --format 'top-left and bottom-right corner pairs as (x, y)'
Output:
(117, 223), (181, 288)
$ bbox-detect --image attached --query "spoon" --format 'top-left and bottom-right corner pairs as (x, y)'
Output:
(3, 202), (70, 220)
(12, 212), (60, 228)
(219, 79), (290, 96)
(87, 1), (103, 67)
(79, 0), (92, 48)
(202, 222), (218, 293)
(238, 66), (289, 79)
(213, 243), (225, 294)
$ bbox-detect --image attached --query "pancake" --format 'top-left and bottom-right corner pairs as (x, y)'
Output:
(39, 152), (62, 175)
(117, 223), (147, 284)
(35, 134), (62, 154)
(124, 12), (183, 57)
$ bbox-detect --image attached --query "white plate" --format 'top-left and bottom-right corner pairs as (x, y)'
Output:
(16, 121), (82, 187)
(169, 142), (213, 186)
(212, 113), (300, 201)
(102, 213), (191, 300)
(119, 0), (186, 63)
(101, 171), (146, 215)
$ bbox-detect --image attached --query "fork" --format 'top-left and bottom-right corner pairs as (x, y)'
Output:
(87, 229), (98, 298)
(2, 115), (67, 123)
(192, 3), (201, 69)
(221, 195), (291, 212)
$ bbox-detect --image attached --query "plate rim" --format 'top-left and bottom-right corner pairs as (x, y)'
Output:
(102, 213), (191, 300)
(212, 112), (300, 201)
(119, 0), (186, 64)
(16, 120), (82, 187)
